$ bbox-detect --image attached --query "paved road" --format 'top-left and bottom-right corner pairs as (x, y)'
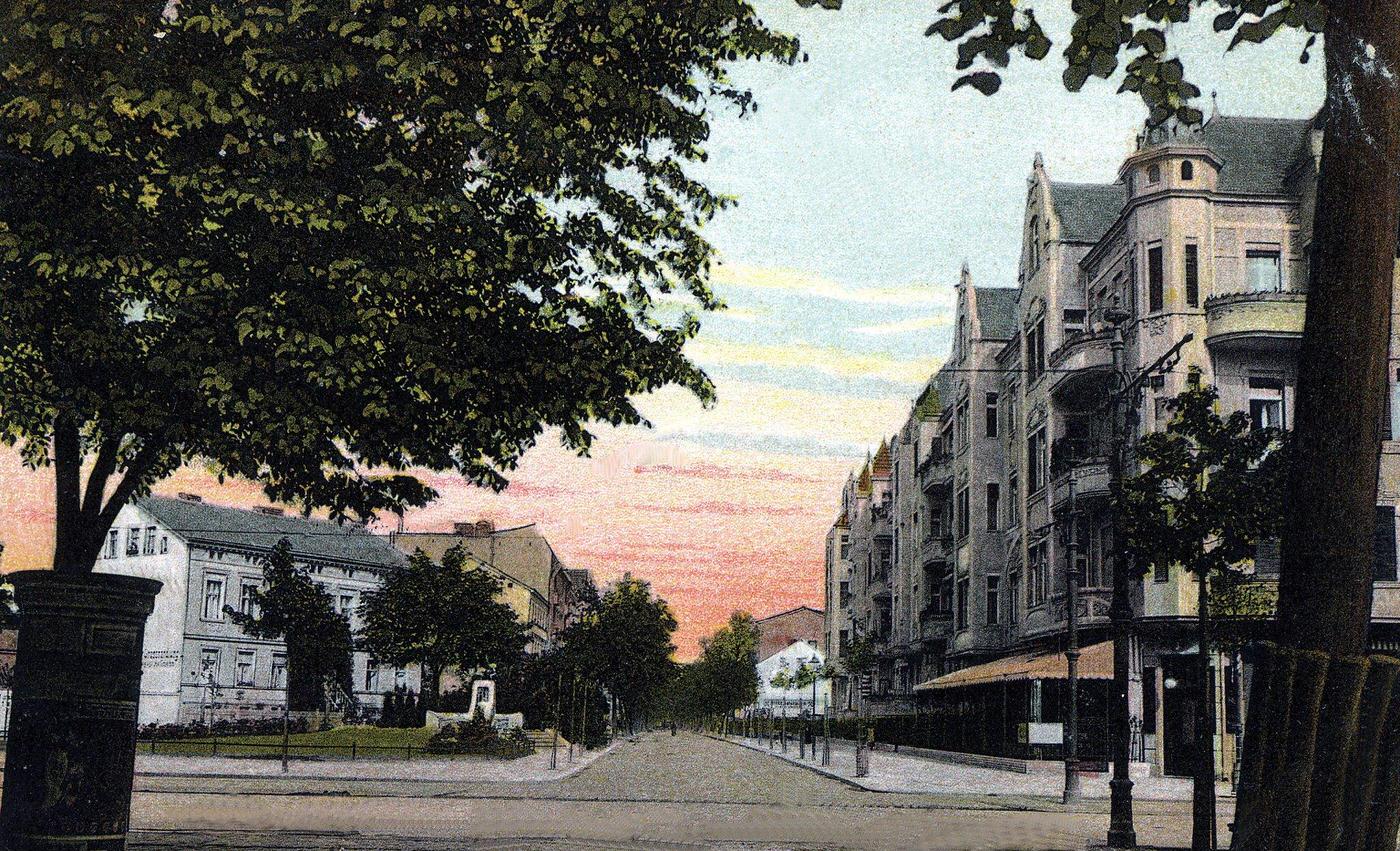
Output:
(126, 733), (1216, 849)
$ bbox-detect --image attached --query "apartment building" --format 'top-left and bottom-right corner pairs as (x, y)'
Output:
(96, 494), (417, 725)
(827, 109), (1400, 781)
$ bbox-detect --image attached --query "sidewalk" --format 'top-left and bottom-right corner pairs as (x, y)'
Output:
(126, 739), (614, 783)
(724, 735), (1232, 802)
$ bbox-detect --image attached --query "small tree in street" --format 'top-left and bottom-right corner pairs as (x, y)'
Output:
(227, 539), (355, 712)
(1116, 371), (1287, 850)
(359, 546), (526, 710)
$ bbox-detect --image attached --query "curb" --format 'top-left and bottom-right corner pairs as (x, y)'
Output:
(706, 733), (876, 793)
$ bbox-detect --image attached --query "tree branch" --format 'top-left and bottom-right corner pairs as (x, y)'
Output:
(80, 434), (123, 518)
(94, 439), (167, 535)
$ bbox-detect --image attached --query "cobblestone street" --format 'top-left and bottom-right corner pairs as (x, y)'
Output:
(124, 732), (1217, 849)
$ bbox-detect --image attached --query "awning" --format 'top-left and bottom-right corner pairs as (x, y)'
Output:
(913, 640), (1115, 691)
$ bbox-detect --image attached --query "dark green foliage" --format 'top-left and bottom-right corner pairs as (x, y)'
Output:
(227, 538), (355, 712)
(0, 0), (799, 572)
(802, 0), (1328, 126)
(358, 546), (526, 708)
(558, 574), (678, 732)
(424, 718), (532, 758)
(666, 611), (762, 722)
(1115, 369), (1288, 586)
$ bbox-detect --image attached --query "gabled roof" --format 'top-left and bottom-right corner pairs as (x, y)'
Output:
(856, 459), (872, 496)
(1049, 181), (1125, 244)
(756, 604), (825, 624)
(139, 495), (406, 568)
(973, 286), (1019, 340)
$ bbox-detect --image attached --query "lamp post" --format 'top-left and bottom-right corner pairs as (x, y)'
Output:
(1061, 477), (1083, 805)
(1102, 308), (1193, 848)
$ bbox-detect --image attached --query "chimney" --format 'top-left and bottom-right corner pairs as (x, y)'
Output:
(452, 520), (495, 537)
(177, 492), (203, 503)
(254, 506), (284, 516)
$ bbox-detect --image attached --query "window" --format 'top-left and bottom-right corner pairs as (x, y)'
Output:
(126, 526), (140, 556)
(271, 653), (288, 690)
(957, 398), (970, 449)
(838, 630), (849, 655)
(1184, 242), (1200, 307)
(1247, 248), (1282, 292)
(1376, 506), (1398, 582)
(236, 649), (256, 686)
(366, 660), (380, 693)
(986, 483), (1001, 532)
(1147, 163), (1161, 184)
(1249, 377), (1285, 431)
(1147, 244), (1164, 313)
(1026, 319), (1046, 381)
(1029, 216), (1040, 271)
(199, 648), (220, 682)
(1028, 541), (1049, 606)
(239, 581), (259, 617)
(957, 487), (970, 539)
(985, 393), (999, 438)
(339, 593), (356, 618)
(1181, 160), (1194, 181)
(142, 526), (156, 555)
(106, 529), (119, 559)
(839, 535), (850, 560)
(985, 575), (1000, 627)
(1008, 471), (1020, 528)
(159, 535), (168, 554)
(202, 575), (226, 621)
(1063, 309), (1086, 337)
(1028, 428), (1048, 493)
(1008, 571), (1021, 625)
(956, 576), (969, 630)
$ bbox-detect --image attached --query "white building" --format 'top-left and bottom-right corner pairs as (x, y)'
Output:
(95, 493), (418, 725)
(754, 639), (831, 718)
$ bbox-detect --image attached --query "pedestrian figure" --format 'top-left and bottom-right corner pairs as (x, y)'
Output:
(670, 720), (677, 736)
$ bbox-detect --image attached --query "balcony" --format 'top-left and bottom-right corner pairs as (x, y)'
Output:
(1049, 329), (1115, 407)
(919, 534), (945, 565)
(1204, 290), (1306, 353)
(1050, 437), (1112, 509)
(919, 449), (952, 496)
(870, 569), (892, 600)
(919, 605), (953, 642)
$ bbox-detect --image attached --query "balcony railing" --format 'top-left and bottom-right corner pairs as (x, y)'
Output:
(1050, 437), (1112, 509)
(1204, 290), (1306, 351)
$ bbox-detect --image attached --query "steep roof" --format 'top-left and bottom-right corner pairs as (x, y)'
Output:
(974, 286), (1019, 340)
(139, 495), (406, 568)
(871, 440), (892, 478)
(1190, 115), (1313, 196)
(1049, 181), (1126, 244)
(756, 604), (825, 623)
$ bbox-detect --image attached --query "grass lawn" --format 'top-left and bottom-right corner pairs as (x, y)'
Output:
(138, 725), (448, 759)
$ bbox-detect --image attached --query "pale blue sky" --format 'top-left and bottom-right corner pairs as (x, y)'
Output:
(655, 0), (1327, 460)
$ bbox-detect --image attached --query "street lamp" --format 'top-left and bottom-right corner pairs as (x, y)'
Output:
(1060, 477), (1083, 805)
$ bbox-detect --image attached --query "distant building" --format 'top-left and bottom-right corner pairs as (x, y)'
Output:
(754, 639), (831, 718)
(95, 494), (417, 725)
(755, 605), (824, 662)
(391, 521), (592, 654)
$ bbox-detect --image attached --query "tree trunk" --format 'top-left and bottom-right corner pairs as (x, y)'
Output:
(1193, 571), (1216, 851)
(1276, 0), (1400, 656)
(421, 663), (440, 712)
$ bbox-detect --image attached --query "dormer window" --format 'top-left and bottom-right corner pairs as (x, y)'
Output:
(1148, 164), (1162, 185)
(1181, 160), (1194, 181)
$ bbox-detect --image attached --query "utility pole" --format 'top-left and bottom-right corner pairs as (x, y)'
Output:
(1062, 477), (1082, 805)
(1103, 310), (1193, 849)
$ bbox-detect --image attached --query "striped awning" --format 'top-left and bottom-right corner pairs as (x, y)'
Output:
(913, 640), (1115, 691)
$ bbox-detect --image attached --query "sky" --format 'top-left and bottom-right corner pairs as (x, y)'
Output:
(0, 2), (1324, 658)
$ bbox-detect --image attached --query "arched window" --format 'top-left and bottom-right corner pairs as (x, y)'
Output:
(1181, 160), (1194, 181)
(1148, 164), (1162, 184)
(1029, 216), (1040, 270)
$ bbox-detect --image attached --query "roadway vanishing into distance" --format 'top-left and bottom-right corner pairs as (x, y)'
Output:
(118, 732), (1224, 850)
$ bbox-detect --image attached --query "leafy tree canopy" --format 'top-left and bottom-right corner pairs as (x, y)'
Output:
(1116, 370), (1288, 581)
(800, 0), (1327, 125)
(227, 538), (355, 711)
(0, 0), (798, 571)
(560, 573), (677, 728)
(358, 545), (526, 704)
